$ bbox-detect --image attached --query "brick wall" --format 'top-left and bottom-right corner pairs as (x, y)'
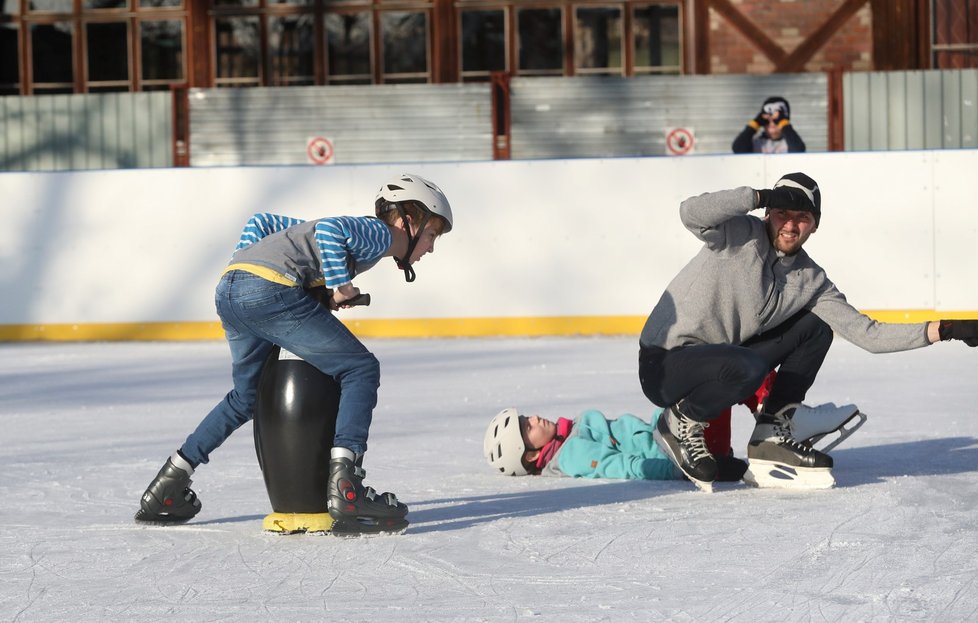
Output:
(708, 0), (873, 74)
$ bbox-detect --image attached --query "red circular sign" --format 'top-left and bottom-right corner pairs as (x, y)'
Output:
(307, 137), (334, 165)
(666, 128), (694, 155)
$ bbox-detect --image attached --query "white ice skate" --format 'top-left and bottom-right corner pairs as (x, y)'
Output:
(742, 460), (836, 490)
(787, 402), (867, 453)
(742, 402), (867, 490)
(743, 405), (836, 490)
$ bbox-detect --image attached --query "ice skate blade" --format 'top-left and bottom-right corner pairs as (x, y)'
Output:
(743, 460), (835, 490)
(262, 512), (334, 535)
(330, 517), (409, 536)
(807, 411), (868, 454)
(133, 509), (195, 525)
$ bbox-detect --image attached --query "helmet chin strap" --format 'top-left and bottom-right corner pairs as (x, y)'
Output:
(394, 258), (416, 283)
(392, 205), (430, 283)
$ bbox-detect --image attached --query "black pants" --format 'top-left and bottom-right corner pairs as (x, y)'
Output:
(638, 311), (833, 422)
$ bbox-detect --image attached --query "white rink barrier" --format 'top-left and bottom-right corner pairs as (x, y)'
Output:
(2, 150), (976, 340)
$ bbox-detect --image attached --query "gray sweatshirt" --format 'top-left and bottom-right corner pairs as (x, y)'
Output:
(639, 186), (930, 354)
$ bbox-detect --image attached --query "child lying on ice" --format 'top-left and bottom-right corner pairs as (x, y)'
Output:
(483, 373), (865, 486)
(483, 407), (750, 481)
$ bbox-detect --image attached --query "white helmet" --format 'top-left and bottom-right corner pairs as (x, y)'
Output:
(375, 173), (453, 233)
(484, 408), (528, 476)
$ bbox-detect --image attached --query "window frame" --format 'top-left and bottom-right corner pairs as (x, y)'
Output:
(1, 0), (687, 94)
(84, 18), (133, 92)
(324, 8), (375, 85)
(515, 4), (564, 76)
(454, 0), (683, 80)
(11, 1), (187, 95)
(139, 17), (188, 90)
(379, 8), (432, 83)
(29, 19), (76, 94)
(630, 1), (682, 76)
(930, 0), (978, 69)
(573, 3), (625, 76)
(212, 13), (262, 87)
(457, 6), (509, 82)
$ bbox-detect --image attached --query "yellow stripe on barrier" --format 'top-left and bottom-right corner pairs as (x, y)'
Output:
(0, 322), (225, 342)
(0, 310), (971, 342)
(344, 315), (647, 338)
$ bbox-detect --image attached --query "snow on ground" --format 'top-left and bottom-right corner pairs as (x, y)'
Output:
(1, 336), (977, 622)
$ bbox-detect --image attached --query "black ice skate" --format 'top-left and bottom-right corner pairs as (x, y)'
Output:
(327, 448), (409, 535)
(715, 453), (749, 482)
(653, 404), (717, 492)
(744, 406), (835, 490)
(134, 453), (201, 524)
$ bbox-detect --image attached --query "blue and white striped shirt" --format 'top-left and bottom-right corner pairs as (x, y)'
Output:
(234, 213), (305, 251)
(228, 213), (392, 288)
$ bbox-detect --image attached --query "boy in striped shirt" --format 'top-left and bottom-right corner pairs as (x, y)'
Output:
(136, 174), (453, 531)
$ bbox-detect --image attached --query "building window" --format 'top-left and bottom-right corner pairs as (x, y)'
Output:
(1, 0), (686, 94)
(459, 1), (681, 79)
(141, 19), (185, 89)
(932, 0), (978, 68)
(460, 8), (506, 81)
(84, 0), (129, 8)
(29, 1), (74, 11)
(517, 7), (563, 75)
(325, 12), (372, 84)
(575, 5), (623, 75)
(87, 21), (130, 92)
(381, 10), (429, 83)
(632, 3), (680, 74)
(6, 1), (186, 94)
(268, 14), (315, 86)
(31, 21), (74, 94)
(0, 2), (19, 96)
(208, 2), (434, 86)
(215, 15), (261, 87)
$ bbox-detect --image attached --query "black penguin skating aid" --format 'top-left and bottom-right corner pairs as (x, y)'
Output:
(254, 343), (409, 535)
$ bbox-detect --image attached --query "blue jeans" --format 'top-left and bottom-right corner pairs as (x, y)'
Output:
(180, 271), (380, 467)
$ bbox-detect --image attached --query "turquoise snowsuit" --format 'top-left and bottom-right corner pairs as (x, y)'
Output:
(541, 410), (678, 480)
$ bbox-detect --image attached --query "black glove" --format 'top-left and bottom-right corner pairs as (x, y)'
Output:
(750, 110), (766, 129)
(768, 108), (789, 126)
(755, 186), (809, 212)
(938, 320), (978, 347)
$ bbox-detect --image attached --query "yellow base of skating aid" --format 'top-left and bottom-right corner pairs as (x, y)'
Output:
(262, 512), (334, 534)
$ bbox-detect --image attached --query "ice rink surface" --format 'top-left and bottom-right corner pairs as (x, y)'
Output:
(2, 336), (977, 622)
